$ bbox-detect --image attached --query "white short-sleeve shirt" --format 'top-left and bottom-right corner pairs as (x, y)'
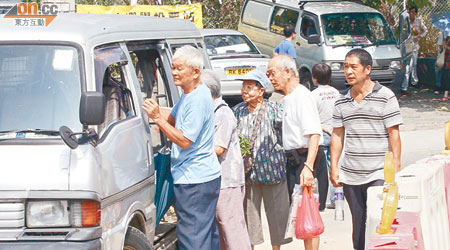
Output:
(311, 85), (340, 127)
(282, 84), (323, 150)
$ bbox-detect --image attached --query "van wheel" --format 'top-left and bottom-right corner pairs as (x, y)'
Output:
(124, 226), (153, 250)
(300, 71), (313, 90)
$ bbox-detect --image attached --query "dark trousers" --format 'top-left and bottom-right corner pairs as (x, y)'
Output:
(286, 146), (328, 210)
(343, 179), (384, 250)
(174, 177), (221, 250)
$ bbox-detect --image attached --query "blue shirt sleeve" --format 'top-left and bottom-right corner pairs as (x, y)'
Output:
(171, 94), (183, 118)
(178, 98), (207, 143)
(274, 45), (280, 53)
(288, 45), (296, 59)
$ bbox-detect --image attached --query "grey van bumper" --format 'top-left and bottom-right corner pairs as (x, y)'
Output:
(0, 239), (102, 250)
(330, 69), (404, 91)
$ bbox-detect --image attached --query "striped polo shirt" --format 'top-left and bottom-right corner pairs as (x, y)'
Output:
(332, 82), (402, 185)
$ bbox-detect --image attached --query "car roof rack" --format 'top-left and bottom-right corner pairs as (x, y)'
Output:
(297, 0), (340, 10)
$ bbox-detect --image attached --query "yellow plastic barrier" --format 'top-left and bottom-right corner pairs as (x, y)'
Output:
(376, 152), (399, 235)
(443, 121), (450, 155)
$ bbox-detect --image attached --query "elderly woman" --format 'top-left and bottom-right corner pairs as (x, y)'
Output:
(201, 70), (251, 250)
(233, 70), (290, 250)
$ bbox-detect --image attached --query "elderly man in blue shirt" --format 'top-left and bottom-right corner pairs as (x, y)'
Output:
(143, 45), (222, 250)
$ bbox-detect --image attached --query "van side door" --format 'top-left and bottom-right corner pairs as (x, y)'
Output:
(126, 41), (181, 225)
(94, 43), (153, 196)
(398, 10), (414, 67)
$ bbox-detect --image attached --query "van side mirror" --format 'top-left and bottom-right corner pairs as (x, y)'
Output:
(80, 92), (106, 125)
(307, 34), (321, 45)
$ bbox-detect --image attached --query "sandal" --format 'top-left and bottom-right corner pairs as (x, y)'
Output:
(440, 97), (448, 101)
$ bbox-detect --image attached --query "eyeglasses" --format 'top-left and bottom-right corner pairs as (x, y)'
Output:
(266, 70), (276, 77)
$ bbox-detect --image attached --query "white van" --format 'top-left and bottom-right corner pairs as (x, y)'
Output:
(238, 0), (413, 90)
(0, 13), (210, 249)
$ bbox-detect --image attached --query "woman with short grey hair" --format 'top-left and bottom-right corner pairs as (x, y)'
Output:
(202, 70), (221, 99)
(201, 70), (251, 250)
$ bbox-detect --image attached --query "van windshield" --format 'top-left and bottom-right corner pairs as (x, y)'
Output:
(321, 13), (396, 47)
(0, 45), (82, 136)
(204, 35), (259, 56)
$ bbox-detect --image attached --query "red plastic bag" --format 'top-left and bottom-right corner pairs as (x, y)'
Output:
(295, 186), (325, 239)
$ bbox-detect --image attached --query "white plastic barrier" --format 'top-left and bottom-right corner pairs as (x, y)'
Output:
(366, 162), (450, 250)
(416, 154), (450, 230)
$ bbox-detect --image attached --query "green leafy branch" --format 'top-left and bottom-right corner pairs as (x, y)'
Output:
(239, 135), (251, 156)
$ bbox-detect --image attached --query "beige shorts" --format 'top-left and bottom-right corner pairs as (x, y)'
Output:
(244, 180), (291, 246)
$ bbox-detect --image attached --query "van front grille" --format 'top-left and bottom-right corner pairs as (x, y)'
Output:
(0, 202), (25, 228)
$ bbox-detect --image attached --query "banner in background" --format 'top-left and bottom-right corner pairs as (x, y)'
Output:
(76, 3), (202, 29)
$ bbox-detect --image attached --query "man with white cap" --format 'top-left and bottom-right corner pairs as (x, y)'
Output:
(233, 70), (290, 250)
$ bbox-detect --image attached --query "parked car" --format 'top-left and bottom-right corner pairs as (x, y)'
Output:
(200, 29), (272, 97)
(238, 0), (413, 91)
(0, 13), (210, 250)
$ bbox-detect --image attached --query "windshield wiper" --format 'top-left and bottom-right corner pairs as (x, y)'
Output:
(0, 129), (60, 136)
(332, 43), (358, 48)
(361, 43), (378, 48)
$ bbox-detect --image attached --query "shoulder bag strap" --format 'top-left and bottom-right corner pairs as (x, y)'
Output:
(214, 103), (227, 113)
(249, 99), (267, 151)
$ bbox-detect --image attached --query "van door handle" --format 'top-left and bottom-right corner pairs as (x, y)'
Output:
(296, 42), (301, 46)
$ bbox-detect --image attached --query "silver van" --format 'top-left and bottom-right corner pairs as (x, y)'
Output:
(238, 0), (413, 90)
(0, 13), (210, 249)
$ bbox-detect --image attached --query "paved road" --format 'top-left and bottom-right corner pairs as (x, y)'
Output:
(256, 87), (450, 250)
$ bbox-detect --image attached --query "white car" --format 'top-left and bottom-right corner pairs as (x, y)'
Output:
(200, 29), (271, 97)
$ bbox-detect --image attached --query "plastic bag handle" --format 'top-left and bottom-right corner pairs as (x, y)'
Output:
(303, 186), (312, 197)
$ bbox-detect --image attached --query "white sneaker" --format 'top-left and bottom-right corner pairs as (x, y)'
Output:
(435, 91), (440, 95)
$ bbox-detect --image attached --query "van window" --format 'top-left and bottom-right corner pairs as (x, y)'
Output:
(128, 44), (172, 151)
(0, 45), (82, 133)
(94, 45), (136, 134)
(170, 43), (197, 55)
(300, 16), (318, 38)
(270, 6), (299, 35)
(321, 13), (396, 46)
(241, 0), (272, 29)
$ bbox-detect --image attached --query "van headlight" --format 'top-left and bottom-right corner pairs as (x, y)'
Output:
(26, 200), (100, 228)
(390, 60), (402, 70)
(330, 62), (342, 71)
(27, 201), (70, 227)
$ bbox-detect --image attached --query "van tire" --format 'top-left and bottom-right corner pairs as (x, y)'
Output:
(124, 226), (153, 250)
(300, 70), (313, 90)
